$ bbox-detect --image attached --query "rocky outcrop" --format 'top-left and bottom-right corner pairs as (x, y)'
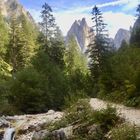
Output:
(0, 110), (63, 140)
(0, 0), (36, 25)
(114, 28), (130, 48)
(66, 18), (94, 52)
(33, 126), (73, 140)
(133, 17), (140, 30)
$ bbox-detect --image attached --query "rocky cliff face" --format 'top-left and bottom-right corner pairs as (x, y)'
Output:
(114, 28), (130, 48)
(0, 0), (35, 25)
(66, 18), (94, 52)
(133, 17), (140, 30)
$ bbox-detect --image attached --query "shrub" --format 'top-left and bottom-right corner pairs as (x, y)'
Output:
(8, 67), (47, 114)
(46, 100), (120, 140)
(93, 105), (120, 131)
(110, 124), (140, 140)
(64, 91), (88, 108)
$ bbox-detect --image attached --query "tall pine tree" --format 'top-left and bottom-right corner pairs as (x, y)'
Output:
(88, 6), (109, 80)
(8, 15), (36, 73)
(130, 4), (140, 46)
(0, 14), (9, 59)
(39, 3), (56, 46)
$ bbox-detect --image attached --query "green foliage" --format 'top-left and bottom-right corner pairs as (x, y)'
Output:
(0, 14), (9, 59)
(8, 67), (47, 114)
(93, 106), (119, 131)
(0, 58), (12, 78)
(110, 124), (140, 140)
(45, 39), (65, 69)
(32, 50), (68, 110)
(46, 100), (120, 140)
(130, 5), (140, 46)
(0, 59), (12, 115)
(88, 6), (109, 80)
(65, 37), (88, 93)
(39, 2), (56, 43)
(7, 15), (37, 72)
(98, 45), (140, 107)
(64, 91), (88, 108)
(65, 37), (88, 75)
(46, 99), (92, 131)
(64, 99), (92, 124)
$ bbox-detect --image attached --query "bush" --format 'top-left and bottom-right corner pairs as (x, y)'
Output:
(93, 106), (120, 131)
(8, 67), (47, 114)
(64, 91), (88, 108)
(110, 124), (140, 140)
(46, 100), (120, 140)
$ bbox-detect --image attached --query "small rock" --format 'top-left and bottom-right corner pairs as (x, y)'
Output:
(32, 130), (50, 140)
(0, 117), (10, 128)
(47, 110), (55, 114)
(88, 124), (99, 135)
(33, 126), (73, 140)
(0, 130), (4, 140)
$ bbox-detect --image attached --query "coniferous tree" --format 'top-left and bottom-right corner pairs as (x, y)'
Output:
(8, 17), (21, 73)
(20, 14), (37, 60)
(38, 3), (65, 69)
(54, 26), (64, 42)
(65, 37), (88, 92)
(8, 15), (36, 73)
(39, 3), (56, 45)
(130, 4), (140, 46)
(136, 4), (140, 16)
(0, 14), (9, 59)
(88, 6), (109, 80)
(65, 37), (88, 75)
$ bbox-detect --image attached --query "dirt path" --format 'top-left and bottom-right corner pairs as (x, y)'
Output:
(90, 98), (140, 126)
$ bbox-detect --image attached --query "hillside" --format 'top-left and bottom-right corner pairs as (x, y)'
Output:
(0, 0), (36, 25)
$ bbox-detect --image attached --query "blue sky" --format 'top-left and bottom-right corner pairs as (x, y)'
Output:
(19, 0), (140, 38)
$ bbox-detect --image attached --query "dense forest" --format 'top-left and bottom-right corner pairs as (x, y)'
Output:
(0, 2), (140, 117)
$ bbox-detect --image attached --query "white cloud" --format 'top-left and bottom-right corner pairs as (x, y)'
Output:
(28, 0), (136, 38)
(122, 0), (139, 11)
(56, 0), (139, 14)
(103, 11), (135, 38)
(98, 0), (129, 8)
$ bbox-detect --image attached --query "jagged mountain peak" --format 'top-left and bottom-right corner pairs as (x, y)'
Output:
(66, 18), (94, 52)
(114, 28), (130, 48)
(81, 18), (87, 26)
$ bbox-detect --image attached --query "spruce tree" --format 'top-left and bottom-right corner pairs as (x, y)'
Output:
(88, 5), (109, 80)
(20, 14), (37, 61)
(54, 26), (64, 42)
(130, 4), (140, 46)
(136, 4), (140, 17)
(65, 36), (88, 75)
(0, 14), (9, 59)
(39, 3), (56, 45)
(8, 17), (20, 73)
(8, 16), (34, 73)
(38, 3), (65, 69)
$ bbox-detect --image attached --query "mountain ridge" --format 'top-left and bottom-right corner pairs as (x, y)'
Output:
(66, 18), (94, 52)
(0, 0), (36, 26)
